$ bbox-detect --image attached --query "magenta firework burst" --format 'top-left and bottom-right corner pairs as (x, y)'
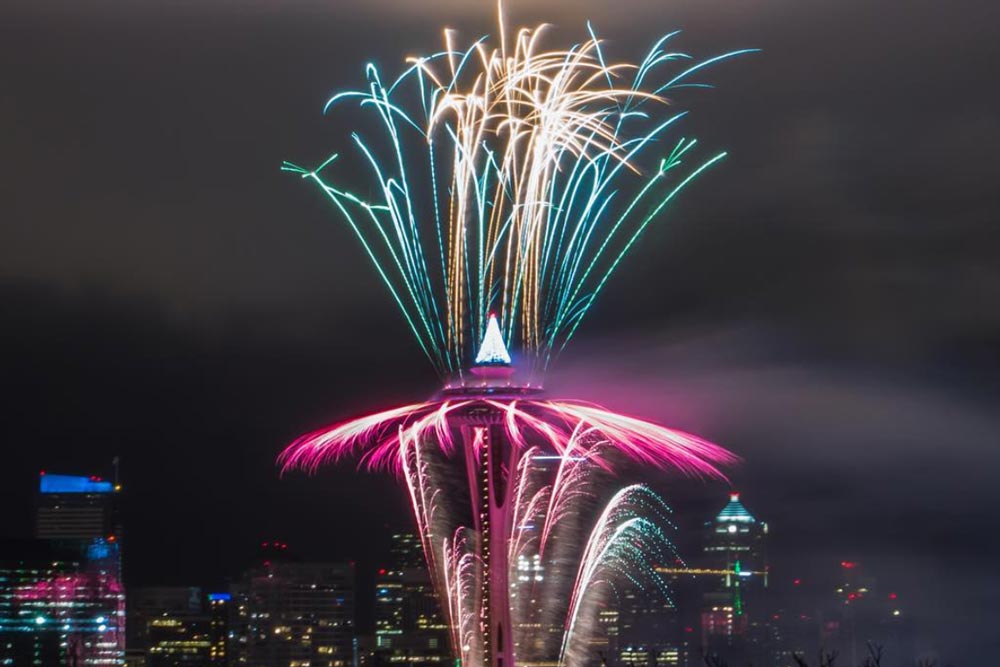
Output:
(280, 320), (737, 667)
(283, 6), (748, 667)
(280, 394), (735, 478)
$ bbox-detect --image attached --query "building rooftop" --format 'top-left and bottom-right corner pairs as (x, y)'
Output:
(715, 492), (756, 524)
(39, 473), (114, 494)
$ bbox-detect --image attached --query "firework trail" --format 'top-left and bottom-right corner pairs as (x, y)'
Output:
(282, 5), (751, 666)
(280, 397), (735, 478)
(280, 391), (737, 667)
(282, 3), (754, 377)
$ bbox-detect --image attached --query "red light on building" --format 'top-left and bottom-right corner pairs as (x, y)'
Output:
(793, 578), (801, 585)
(889, 592), (897, 600)
(840, 560), (857, 569)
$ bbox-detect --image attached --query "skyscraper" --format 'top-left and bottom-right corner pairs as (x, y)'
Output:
(700, 492), (769, 663)
(35, 473), (121, 542)
(126, 587), (228, 667)
(373, 534), (449, 667)
(127, 586), (202, 657)
(0, 538), (124, 665)
(230, 545), (354, 667)
(205, 593), (229, 665)
(2, 540), (74, 665)
(0, 471), (126, 666)
(611, 585), (685, 667)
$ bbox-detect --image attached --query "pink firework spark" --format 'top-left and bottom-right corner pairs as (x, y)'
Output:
(279, 398), (736, 478)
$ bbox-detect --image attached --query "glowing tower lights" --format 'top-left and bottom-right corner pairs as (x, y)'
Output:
(282, 5), (751, 667)
(474, 315), (512, 366)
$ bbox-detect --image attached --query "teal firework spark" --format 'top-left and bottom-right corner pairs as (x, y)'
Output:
(283, 13), (755, 376)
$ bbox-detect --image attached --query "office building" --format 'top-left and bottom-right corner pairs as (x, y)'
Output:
(231, 545), (354, 667)
(35, 473), (122, 543)
(372, 534), (448, 667)
(0, 537), (124, 666)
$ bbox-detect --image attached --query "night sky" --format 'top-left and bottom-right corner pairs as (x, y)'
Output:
(2, 0), (998, 661)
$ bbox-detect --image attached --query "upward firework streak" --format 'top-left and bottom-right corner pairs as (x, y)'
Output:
(282, 4), (755, 377)
(282, 6), (750, 667)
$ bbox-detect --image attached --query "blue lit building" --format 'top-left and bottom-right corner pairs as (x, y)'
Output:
(0, 472), (126, 666)
(35, 473), (121, 542)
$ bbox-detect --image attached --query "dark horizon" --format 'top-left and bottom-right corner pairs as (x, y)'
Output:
(2, 0), (997, 662)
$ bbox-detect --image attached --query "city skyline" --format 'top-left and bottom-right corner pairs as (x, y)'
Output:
(1, 472), (917, 666)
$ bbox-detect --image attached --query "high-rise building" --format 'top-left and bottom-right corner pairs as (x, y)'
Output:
(0, 537), (125, 666)
(230, 545), (354, 667)
(699, 492), (769, 665)
(372, 534), (449, 667)
(127, 587), (202, 657)
(611, 585), (686, 667)
(35, 473), (122, 542)
(205, 593), (229, 665)
(126, 587), (227, 667)
(0, 471), (126, 666)
(146, 614), (213, 666)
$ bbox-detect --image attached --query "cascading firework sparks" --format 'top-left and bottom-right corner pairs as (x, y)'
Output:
(282, 4), (755, 377)
(281, 6), (750, 667)
(280, 397), (735, 478)
(280, 397), (736, 667)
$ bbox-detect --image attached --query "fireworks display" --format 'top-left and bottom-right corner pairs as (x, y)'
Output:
(282, 3), (753, 377)
(282, 5), (748, 666)
(281, 393), (736, 667)
(280, 393), (735, 478)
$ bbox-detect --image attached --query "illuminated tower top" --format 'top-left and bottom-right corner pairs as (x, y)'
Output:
(715, 492), (757, 524)
(444, 314), (538, 396)
(704, 490), (767, 570)
(35, 472), (121, 541)
(474, 315), (512, 366)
